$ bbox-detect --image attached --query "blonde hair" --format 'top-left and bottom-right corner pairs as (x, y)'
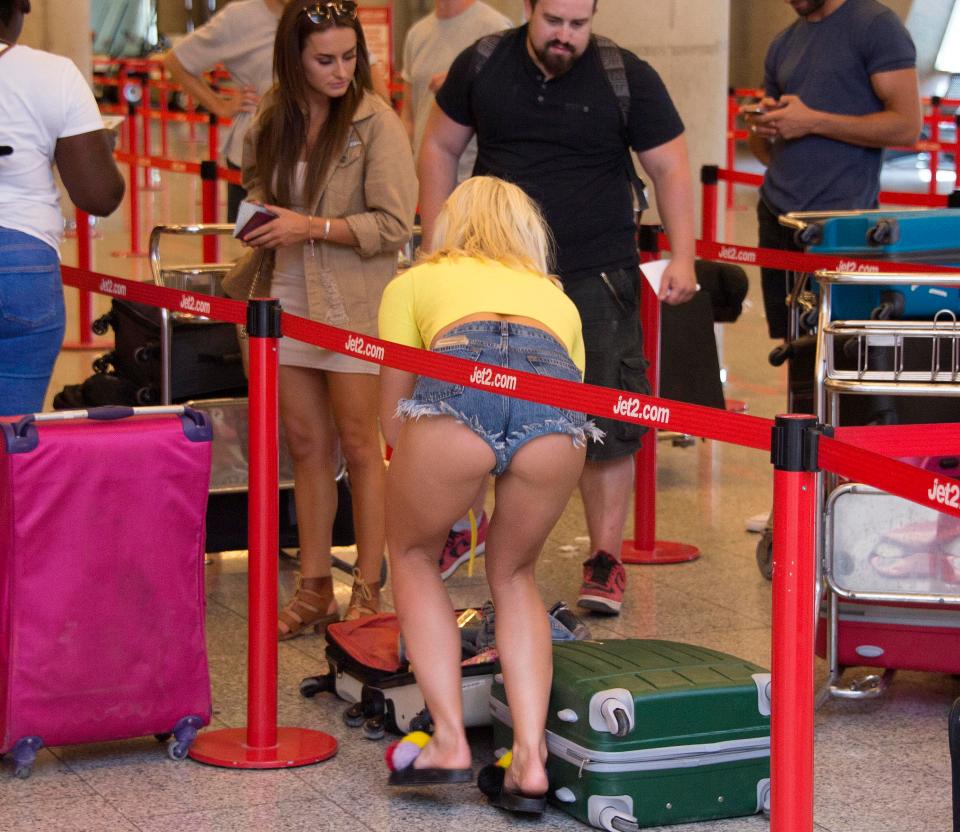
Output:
(424, 177), (557, 279)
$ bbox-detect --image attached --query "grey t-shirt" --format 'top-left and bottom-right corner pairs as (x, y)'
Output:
(759, 0), (916, 216)
(402, 1), (511, 182)
(173, 0), (279, 166)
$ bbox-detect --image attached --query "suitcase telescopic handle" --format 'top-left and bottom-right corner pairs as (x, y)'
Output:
(6, 406), (211, 445)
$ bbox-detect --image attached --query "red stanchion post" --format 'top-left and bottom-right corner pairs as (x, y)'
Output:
(207, 111), (219, 172)
(726, 90), (737, 209)
(770, 414), (818, 832)
(59, 209), (99, 351)
(189, 298), (338, 769)
(200, 160), (219, 263)
(139, 76), (151, 188)
(159, 65), (170, 161)
(929, 97), (942, 197)
(112, 103), (145, 258)
(701, 164), (719, 243)
(622, 225), (700, 565)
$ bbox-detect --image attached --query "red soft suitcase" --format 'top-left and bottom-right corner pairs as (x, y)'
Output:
(0, 406), (214, 777)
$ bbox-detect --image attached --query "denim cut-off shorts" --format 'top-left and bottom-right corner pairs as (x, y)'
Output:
(396, 322), (604, 476)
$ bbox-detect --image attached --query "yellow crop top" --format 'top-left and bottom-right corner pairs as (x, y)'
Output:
(378, 256), (585, 374)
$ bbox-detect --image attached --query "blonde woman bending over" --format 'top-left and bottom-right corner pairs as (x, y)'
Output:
(378, 177), (600, 815)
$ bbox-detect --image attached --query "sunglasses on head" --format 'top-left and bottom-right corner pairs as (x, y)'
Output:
(302, 1), (358, 24)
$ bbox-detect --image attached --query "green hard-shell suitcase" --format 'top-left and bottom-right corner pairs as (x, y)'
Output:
(490, 639), (771, 830)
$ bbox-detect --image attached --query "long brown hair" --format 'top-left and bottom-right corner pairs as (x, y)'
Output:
(255, 3), (373, 209)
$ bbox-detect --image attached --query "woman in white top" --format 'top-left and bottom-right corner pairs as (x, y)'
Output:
(0, 0), (124, 415)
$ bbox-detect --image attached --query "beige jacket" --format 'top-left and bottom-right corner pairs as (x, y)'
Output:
(239, 91), (417, 338)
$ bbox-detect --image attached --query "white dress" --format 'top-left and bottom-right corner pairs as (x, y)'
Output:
(272, 162), (378, 375)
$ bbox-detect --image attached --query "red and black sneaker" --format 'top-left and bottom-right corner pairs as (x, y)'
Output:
(577, 550), (626, 614)
(438, 511), (489, 580)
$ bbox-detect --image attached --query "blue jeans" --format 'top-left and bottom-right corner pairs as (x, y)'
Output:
(0, 227), (65, 415)
(397, 321), (602, 476)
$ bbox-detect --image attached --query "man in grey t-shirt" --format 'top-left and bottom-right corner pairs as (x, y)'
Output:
(401, 0), (511, 185)
(743, 0), (921, 339)
(163, 0), (289, 222)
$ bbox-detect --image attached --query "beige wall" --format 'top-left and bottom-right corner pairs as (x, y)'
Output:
(19, 0), (92, 82)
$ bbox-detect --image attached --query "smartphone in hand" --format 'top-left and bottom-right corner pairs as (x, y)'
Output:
(234, 200), (277, 240)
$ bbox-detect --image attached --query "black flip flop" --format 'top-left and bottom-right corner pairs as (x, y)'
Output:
(477, 763), (547, 816)
(388, 766), (473, 786)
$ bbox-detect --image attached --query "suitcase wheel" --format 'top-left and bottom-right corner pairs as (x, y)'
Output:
(167, 739), (190, 761)
(299, 674), (333, 698)
(362, 716), (386, 741)
(8, 736), (42, 780)
(756, 530), (773, 581)
(610, 819), (639, 832)
(154, 733), (172, 743)
(343, 703), (366, 728)
(408, 709), (433, 734)
(166, 715), (203, 762)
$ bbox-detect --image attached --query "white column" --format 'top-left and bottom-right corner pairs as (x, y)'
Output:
(594, 0), (731, 238)
(19, 0), (93, 83)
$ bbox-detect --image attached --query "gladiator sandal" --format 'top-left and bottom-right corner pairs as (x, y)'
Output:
(344, 567), (381, 621)
(278, 574), (339, 640)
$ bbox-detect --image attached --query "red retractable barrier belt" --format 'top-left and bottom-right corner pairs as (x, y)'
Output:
(281, 312), (774, 451)
(61, 264), (960, 514)
(60, 266), (247, 326)
(113, 150), (202, 177)
(819, 434), (960, 520)
(655, 233), (960, 277)
(835, 423), (960, 458)
(714, 167), (951, 208)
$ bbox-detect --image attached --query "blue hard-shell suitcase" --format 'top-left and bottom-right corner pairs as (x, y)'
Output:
(783, 209), (960, 320)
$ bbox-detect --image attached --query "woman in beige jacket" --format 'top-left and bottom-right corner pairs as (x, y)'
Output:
(235, 1), (417, 639)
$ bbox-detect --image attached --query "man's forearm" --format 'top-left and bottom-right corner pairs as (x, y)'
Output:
(417, 141), (459, 252)
(652, 170), (696, 264)
(814, 109), (919, 149)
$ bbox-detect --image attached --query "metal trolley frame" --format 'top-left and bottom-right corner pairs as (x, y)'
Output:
(814, 268), (960, 703)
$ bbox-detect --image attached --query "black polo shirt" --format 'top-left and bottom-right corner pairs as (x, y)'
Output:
(435, 26), (684, 276)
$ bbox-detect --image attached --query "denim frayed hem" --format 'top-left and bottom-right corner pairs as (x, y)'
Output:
(395, 397), (507, 448)
(395, 398), (604, 475)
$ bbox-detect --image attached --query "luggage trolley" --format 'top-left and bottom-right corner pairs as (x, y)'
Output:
(147, 224), (360, 562)
(814, 267), (960, 702)
(755, 209), (960, 574)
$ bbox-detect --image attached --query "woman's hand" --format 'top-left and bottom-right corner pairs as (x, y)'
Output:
(242, 204), (310, 249)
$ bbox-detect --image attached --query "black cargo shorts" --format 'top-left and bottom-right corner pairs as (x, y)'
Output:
(562, 265), (650, 461)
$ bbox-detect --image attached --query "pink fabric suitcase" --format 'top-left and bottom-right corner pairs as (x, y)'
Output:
(0, 406), (214, 777)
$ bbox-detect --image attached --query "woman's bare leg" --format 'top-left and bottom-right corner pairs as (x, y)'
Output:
(485, 434), (585, 796)
(279, 366), (338, 579)
(327, 371), (386, 587)
(386, 416), (494, 769)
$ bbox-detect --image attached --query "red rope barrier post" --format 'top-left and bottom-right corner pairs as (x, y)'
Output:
(159, 65), (170, 161)
(190, 298), (338, 769)
(139, 75), (152, 189)
(622, 225), (700, 565)
(60, 209), (102, 351)
(111, 103), (145, 258)
(701, 164), (719, 244)
(929, 96), (942, 197)
(770, 414), (818, 832)
(200, 160), (220, 263)
(726, 89), (737, 209)
(207, 111), (219, 173)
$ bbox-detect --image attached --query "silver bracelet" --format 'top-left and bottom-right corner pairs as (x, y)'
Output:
(322, 218), (331, 240)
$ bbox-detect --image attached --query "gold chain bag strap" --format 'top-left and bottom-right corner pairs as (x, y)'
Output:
(223, 247), (274, 339)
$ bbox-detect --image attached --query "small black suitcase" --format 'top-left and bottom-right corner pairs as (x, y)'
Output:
(96, 299), (247, 404)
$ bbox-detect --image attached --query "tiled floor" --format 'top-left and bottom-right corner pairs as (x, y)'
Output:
(3, 129), (958, 831)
